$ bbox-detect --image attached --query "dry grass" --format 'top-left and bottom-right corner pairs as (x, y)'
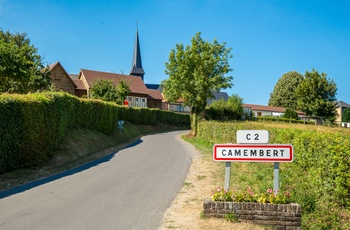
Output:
(159, 135), (265, 230)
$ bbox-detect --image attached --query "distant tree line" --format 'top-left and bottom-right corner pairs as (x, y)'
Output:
(268, 70), (337, 123)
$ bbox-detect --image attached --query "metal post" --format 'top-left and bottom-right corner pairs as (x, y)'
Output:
(273, 162), (279, 194)
(224, 162), (231, 191)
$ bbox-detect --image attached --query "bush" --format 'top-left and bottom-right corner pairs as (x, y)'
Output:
(205, 95), (244, 121)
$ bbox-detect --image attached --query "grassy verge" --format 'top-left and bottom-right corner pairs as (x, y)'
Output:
(0, 122), (188, 191)
(186, 120), (350, 229)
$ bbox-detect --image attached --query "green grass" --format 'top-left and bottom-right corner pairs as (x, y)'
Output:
(187, 120), (350, 229)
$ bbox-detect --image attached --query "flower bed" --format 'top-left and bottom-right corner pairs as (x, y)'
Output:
(205, 187), (301, 229)
(203, 200), (301, 230)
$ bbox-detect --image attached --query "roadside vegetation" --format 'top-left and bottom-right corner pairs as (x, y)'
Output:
(186, 120), (350, 229)
(0, 121), (188, 192)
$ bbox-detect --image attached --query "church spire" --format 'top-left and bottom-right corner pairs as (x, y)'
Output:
(130, 26), (145, 81)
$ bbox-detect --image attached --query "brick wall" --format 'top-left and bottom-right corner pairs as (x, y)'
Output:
(203, 200), (301, 230)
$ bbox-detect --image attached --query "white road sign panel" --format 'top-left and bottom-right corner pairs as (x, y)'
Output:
(213, 144), (293, 162)
(236, 130), (269, 144)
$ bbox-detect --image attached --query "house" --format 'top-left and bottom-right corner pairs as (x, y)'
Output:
(78, 69), (150, 107)
(68, 74), (87, 97)
(336, 100), (350, 124)
(48, 62), (77, 96)
(162, 95), (191, 113)
(242, 104), (305, 118)
(147, 88), (163, 109)
(47, 28), (163, 108)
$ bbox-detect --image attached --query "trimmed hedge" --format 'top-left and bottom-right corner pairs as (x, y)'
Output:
(256, 116), (315, 125)
(0, 92), (190, 172)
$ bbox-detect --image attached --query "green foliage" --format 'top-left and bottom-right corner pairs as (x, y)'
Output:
(115, 81), (131, 105)
(162, 32), (233, 135)
(0, 92), (190, 173)
(342, 108), (350, 122)
(197, 120), (350, 228)
(283, 108), (298, 119)
(269, 71), (303, 109)
(256, 116), (315, 124)
(90, 79), (119, 102)
(91, 79), (131, 105)
(211, 186), (291, 204)
(205, 95), (244, 121)
(0, 29), (51, 93)
(205, 94), (244, 121)
(224, 213), (239, 223)
(211, 187), (233, 201)
(296, 69), (337, 122)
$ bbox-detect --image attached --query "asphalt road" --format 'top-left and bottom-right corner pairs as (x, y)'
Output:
(0, 130), (193, 230)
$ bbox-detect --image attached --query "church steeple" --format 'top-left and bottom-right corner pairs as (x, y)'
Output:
(130, 28), (145, 81)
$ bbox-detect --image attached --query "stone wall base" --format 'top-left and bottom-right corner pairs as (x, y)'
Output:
(203, 200), (301, 230)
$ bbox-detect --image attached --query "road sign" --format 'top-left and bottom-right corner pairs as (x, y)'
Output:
(213, 144), (293, 162)
(236, 130), (269, 144)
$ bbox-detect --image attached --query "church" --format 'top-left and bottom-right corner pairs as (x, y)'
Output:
(49, 29), (226, 113)
(49, 28), (165, 110)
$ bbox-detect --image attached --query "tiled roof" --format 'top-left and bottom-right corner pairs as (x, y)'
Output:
(148, 89), (163, 100)
(80, 69), (149, 95)
(243, 104), (305, 115)
(69, 74), (79, 80)
(72, 79), (86, 90)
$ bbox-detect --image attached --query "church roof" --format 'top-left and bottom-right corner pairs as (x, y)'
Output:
(130, 29), (145, 79)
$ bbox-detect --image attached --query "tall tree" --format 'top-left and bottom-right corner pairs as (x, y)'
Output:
(162, 32), (233, 135)
(296, 69), (337, 122)
(0, 30), (50, 93)
(268, 71), (303, 109)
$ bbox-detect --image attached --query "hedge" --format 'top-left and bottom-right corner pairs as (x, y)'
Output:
(0, 92), (190, 173)
(256, 116), (316, 125)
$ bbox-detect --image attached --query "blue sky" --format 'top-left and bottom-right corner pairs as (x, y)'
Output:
(1, 0), (349, 105)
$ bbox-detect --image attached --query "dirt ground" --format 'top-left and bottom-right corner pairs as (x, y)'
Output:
(158, 135), (263, 230)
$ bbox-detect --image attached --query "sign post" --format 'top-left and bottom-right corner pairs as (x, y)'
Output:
(224, 162), (231, 191)
(274, 162), (279, 194)
(214, 130), (293, 193)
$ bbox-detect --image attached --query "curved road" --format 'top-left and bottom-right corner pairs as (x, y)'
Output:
(0, 131), (193, 230)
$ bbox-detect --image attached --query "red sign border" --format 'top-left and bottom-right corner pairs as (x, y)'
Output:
(213, 144), (293, 162)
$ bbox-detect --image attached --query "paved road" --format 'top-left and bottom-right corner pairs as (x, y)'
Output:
(0, 131), (193, 230)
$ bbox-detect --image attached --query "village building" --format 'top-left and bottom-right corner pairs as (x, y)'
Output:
(48, 62), (77, 96)
(50, 28), (350, 123)
(336, 100), (350, 124)
(242, 104), (305, 118)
